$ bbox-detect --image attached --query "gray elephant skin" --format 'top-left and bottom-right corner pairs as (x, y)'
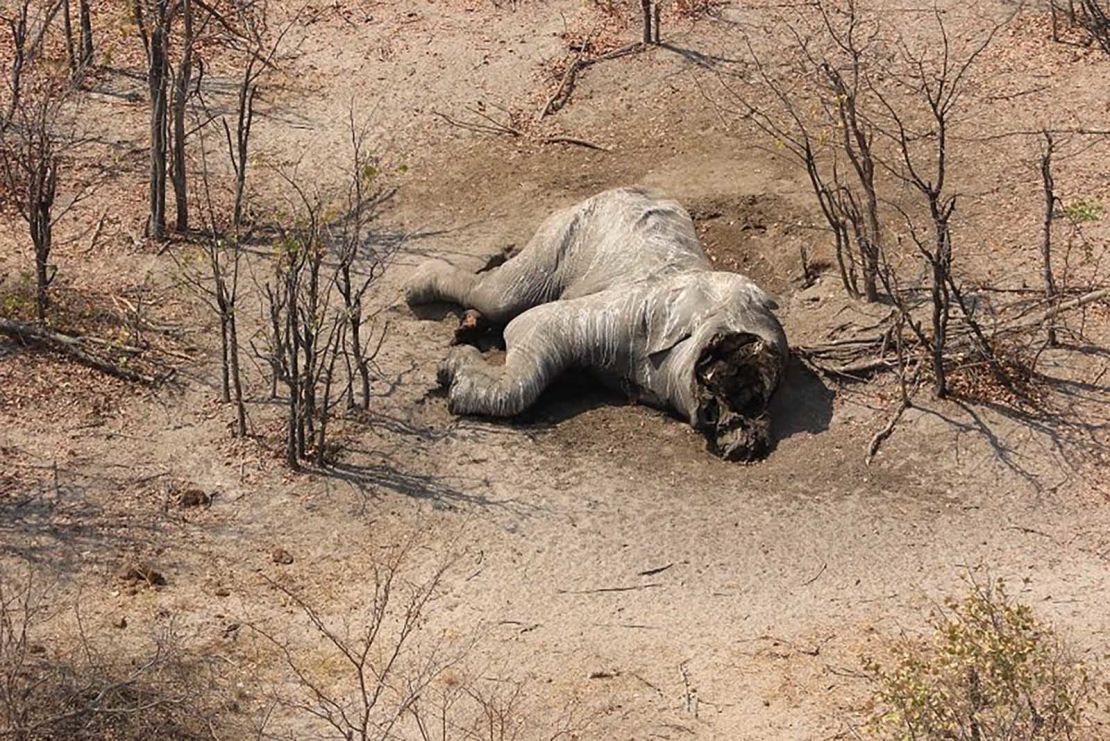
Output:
(405, 186), (790, 461)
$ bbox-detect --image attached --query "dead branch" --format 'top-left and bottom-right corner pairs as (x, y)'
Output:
(0, 319), (160, 384)
(866, 397), (910, 464)
(536, 42), (644, 120)
(434, 107), (610, 151)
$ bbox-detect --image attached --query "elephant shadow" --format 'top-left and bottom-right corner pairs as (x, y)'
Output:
(502, 357), (835, 457)
(766, 356), (835, 447)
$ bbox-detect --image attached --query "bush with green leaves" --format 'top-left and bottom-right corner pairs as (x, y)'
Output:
(864, 579), (1094, 740)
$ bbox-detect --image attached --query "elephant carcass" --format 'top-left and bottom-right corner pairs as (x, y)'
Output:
(405, 187), (789, 461)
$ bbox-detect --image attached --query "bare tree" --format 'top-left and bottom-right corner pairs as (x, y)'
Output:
(329, 111), (396, 411)
(78, 0), (92, 67)
(175, 117), (248, 435)
(709, 0), (884, 300)
(259, 127), (396, 469)
(1040, 131), (1059, 347)
(169, 0), (194, 233)
(134, 0), (171, 240)
(0, 567), (216, 738)
(0, 4), (92, 324)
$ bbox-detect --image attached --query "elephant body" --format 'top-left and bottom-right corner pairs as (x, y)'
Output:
(406, 187), (789, 460)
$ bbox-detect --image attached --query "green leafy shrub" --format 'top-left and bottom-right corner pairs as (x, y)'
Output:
(1062, 198), (1103, 223)
(864, 580), (1093, 739)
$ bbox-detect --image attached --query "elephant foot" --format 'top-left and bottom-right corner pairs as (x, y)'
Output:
(693, 331), (784, 462)
(437, 344), (484, 389)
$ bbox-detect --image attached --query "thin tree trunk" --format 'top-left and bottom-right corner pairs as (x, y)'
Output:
(171, 0), (192, 233)
(218, 307), (230, 401)
(1040, 131), (1058, 347)
(228, 313), (247, 436)
(62, 0), (76, 75)
(146, 0), (169, 240)
(641, 0), (654, 44)
(232, 72), (256, 233)
(31, 157), (57, 324)
(78, 0), (93, 66)
(351, 313), (371, 409)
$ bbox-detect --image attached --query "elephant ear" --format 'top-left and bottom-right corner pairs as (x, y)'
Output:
(644, 282), (714, 357)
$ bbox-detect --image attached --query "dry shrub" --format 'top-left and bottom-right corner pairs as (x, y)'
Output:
(0, 568), (218, 739)
(668, 0), (725, 19)
(253, 545), (594, 740)
(864, 579), (1095, 740)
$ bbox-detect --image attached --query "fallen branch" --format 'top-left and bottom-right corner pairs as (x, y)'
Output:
(556, 583), (662, 594)
(537, 42), (645, 120)
(866, 398), (910, 464)
(0, 319), (159, 384)
(433, 108), (609, 151)
(797, 287), (1110, 381)
(543, 135), (610, 151)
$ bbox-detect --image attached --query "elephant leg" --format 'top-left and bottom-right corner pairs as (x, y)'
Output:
(439, 306), (572, 417)
(405, 206), (581, 324)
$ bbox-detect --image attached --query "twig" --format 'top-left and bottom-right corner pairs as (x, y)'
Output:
(801, 562), (827, 586)
(866, 397), (910, 464)
(638, 563), (673, 577)
(542, 135), (609, 151)
(556, 583), (662, 594)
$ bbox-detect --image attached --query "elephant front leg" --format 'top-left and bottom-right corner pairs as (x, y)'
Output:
(437, 322), (567, 418)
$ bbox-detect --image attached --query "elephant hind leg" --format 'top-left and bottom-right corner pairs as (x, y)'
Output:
(406, 206), (581, 323)
(404, 261), (479, 308)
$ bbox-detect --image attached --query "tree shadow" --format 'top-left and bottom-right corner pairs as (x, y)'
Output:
(657, 42), (745, 69)
(0, 462), (165, 572)
(320, 455), (540, 519)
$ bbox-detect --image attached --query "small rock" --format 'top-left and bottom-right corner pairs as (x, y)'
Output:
(213, 586), (231, 597)
(271, 547), (294, 565)
(113, 616), (128, 629)
(178, 489), (211, 508)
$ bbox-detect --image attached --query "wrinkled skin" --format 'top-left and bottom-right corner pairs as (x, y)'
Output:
(405, 187), (789, 461)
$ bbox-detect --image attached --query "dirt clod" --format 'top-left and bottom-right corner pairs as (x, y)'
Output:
(116, 561), (166, 586)
(178, 488), (211, 508)
(271, 547), (294, 565)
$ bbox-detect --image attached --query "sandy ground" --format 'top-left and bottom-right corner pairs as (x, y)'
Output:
(2, 1), (1109, 738)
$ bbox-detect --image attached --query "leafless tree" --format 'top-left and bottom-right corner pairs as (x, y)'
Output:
(258, 121), (397, 469)
(56, 0), (92, 81)
(78, 0), (92, 67)
(260, 177), (344, 469)
(252, 547), (466, 740)
(329, 111), (396, 411)
(0, 567), (214, 738)
(169, 0), (194, 233)
(0, 3), (92, 323)
(1039, 131), (1059, 347)
(2, 1), (63, 133)
(709, 0), (884, 300)
(174, 116), (248, 435)
(134, 0), (171, 240)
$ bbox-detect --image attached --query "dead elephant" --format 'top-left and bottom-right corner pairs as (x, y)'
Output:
(405, 187), (789, 461)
